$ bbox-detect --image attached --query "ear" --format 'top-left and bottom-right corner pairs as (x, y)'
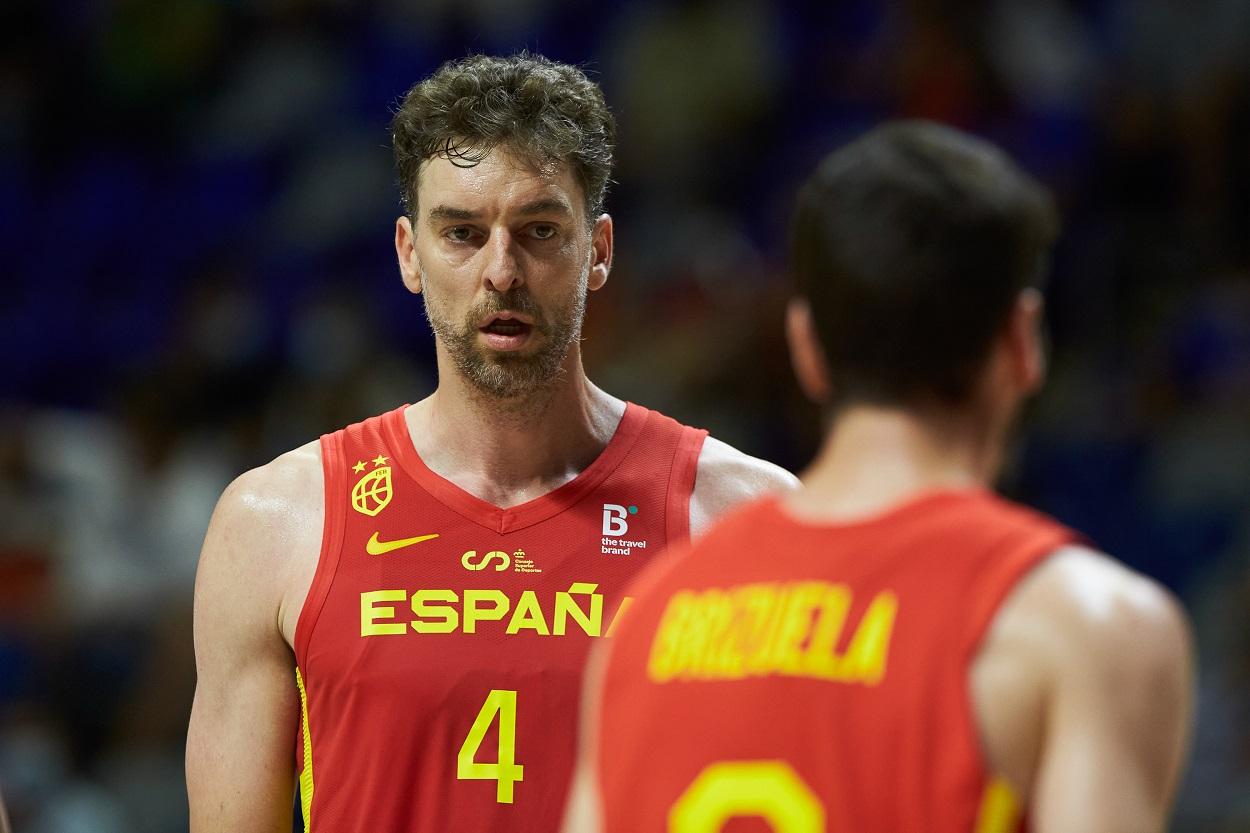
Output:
(1005, 287), (1046, 395)
(786, 298), (833, 404)
(587, 214), (614, 292)
(396, 215), (422, 294)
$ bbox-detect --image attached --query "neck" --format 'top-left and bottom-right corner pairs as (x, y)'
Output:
(405, 347), (626, 506)
(787, 404), (1003, 522)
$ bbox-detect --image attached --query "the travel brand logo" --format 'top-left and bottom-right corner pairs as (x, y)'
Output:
(602, 503), (647, 556)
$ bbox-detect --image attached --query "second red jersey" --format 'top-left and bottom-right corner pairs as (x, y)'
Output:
(595, 490), (1076, 833)
(293, 402), (706, 832)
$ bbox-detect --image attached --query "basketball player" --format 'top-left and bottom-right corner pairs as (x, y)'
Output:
(565, 122), (1194, 833)
(183, 53), (796, 833)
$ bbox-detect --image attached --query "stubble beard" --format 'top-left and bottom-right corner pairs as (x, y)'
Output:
(422, 274), (587, 404)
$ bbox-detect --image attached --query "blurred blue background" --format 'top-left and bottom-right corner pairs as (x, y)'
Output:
(1, 0), (1248, 830)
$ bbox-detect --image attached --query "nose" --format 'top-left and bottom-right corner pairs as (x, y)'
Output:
(480, 228), (524, 293)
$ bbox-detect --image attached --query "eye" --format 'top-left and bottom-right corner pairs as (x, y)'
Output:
(529, 224), (557, 240)
(446, 226), (477, 243)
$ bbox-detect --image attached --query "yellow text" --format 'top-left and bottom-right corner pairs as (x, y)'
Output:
(647, 581), (897, 685)
(360, 583), (629, 639)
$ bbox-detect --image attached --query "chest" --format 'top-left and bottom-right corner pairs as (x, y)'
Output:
(300, 477), (670, 686)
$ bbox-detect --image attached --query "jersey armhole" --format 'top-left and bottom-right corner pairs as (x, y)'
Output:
(294, 431), (349, 667)
(957, 524), (1077, 821)
(664, 425), (708, 544)
(964, 529), (1074, 651)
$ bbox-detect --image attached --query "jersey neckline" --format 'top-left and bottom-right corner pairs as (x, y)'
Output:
(381, 401), (649, 534)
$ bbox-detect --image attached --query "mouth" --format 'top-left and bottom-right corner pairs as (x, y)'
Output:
(477, 311), (535, 351)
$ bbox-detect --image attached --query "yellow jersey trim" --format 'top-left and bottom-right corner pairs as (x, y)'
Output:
(974, 775), (1021, 833)
(296, 667), (315, 831)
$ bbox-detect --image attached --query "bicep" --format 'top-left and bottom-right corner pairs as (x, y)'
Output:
(1030, 574), (1193, 833)
(186, 661), (299, 833)
(186, 485), (302, 833)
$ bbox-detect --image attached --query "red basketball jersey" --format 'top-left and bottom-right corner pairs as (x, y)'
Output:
(595, 489), (1077, 833)
(293, 402), (706, 832)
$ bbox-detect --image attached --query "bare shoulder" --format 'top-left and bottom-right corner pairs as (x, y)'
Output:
(689, 435), (800, 537)
(997, 544), (1193, 688)
(973, 544), (1194, 803)
(207, 441), (323, 558)
(196, 440), (325, 645)
(1030, 546), (1187, 650)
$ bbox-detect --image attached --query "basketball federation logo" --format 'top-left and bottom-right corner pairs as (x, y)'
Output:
(351, 456), (394, 517)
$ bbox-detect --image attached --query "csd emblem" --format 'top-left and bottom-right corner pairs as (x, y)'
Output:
(461, 550), (511, 571)
(352, 466), (393, 517)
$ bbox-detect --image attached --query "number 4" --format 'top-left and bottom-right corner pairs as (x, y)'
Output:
(458, 689), (525, 803)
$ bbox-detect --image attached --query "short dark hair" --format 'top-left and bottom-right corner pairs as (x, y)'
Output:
(791, 120), (1058, 410)
(391, 52), (615, 221)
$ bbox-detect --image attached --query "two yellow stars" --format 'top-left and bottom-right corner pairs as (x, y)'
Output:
(352, 455), (388, 474)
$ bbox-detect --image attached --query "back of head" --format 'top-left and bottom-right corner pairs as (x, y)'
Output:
(391, 52), (616, 221)
(791, 120), (1057, 411)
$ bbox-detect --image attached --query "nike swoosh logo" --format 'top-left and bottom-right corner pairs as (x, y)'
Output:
(366, 532), (440, 555)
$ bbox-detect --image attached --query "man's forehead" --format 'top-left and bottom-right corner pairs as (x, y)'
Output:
(416, 146), (584, 215)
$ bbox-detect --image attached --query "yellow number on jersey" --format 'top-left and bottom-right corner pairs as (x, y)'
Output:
(458, 689), (525, 803)
(669, 761), (824, 833)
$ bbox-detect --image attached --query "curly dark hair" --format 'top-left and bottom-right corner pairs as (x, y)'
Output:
(391, 52), (616, 221)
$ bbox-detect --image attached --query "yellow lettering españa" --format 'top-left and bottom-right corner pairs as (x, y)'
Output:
(358, 584), (629, 639)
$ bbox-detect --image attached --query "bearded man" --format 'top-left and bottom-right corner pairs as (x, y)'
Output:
(185, 52), (796, 833)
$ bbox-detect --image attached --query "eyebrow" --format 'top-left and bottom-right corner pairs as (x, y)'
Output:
(424, 198), (574, 225)
(426, 205), (480, 224)
(515, 197), (574, 218)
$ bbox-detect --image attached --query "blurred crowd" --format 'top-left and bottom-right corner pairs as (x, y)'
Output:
(1, 0), (1248, 830)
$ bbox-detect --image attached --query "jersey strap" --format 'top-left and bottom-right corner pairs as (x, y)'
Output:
(294, 421), (355, 663)
(664, 425), (706, 543)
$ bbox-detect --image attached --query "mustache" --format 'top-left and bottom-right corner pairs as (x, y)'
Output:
(468, 291), (547, 331)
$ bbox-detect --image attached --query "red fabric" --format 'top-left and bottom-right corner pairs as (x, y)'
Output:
(597, 490), (1077, 833)
(294, 402), (706, 832)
